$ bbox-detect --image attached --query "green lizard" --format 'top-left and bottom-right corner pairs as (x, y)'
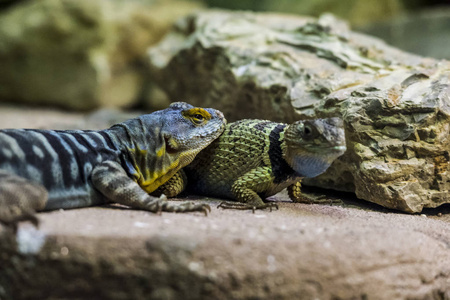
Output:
(155, 118), (346, 210)
(0, 102), (226, 231)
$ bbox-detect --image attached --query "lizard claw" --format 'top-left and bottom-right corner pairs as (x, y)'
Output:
(158, 200), (211, 216)
(201, 204), (211, 216)
(217, 201), (278, 212)
(155, 194), (168, 215)
(267, 203), (279, 212)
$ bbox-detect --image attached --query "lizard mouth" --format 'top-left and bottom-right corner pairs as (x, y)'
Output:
(164, 135), (178, 154)
(332, 145), (347, 152)
(303, 144), (346, 153)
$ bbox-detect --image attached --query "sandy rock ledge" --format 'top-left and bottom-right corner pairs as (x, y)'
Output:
(1, 198), (450, 300)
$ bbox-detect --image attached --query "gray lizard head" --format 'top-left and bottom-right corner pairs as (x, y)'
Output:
(158, 102), (227, 158)
(112, 101), (226, 194)
(154, 102), (226, 186)
(282, 117), (346, 178)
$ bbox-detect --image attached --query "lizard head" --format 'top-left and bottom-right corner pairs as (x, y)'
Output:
(159, 102), (227, 162)
(282, 117), (346, 178)
(125, 102), (226, 193)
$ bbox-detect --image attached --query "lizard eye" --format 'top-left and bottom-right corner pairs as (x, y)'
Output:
(302, 124), (314, 139)
(192, 114), (205, 125)
(182, 108), (211, 125)
(304, 125), (312, 135)
(193, 114), (205, 121)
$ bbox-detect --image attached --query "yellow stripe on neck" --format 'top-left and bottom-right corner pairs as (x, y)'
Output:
(128, 146), (181, 194)
(155, 145), (165, 157)
(137, 159), (180, 194)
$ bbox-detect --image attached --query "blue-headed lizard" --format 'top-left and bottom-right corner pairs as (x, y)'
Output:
(0, 102), (226, 230)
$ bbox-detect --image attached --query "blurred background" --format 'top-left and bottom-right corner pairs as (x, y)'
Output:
(202, 0), (450, 60)
(0, 0), (448, 115)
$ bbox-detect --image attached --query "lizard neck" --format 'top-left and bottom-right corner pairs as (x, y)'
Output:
(266, 124), (298, 183)
(105, 118), (182, 193)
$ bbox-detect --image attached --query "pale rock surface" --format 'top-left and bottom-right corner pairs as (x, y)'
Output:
(1, 199), (449, 300)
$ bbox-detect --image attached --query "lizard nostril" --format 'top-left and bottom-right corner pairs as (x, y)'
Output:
(216, 111), (225, 120)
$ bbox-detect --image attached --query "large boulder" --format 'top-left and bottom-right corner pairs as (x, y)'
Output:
(147, 10), (450, 213)
(0, 0), (201, 110)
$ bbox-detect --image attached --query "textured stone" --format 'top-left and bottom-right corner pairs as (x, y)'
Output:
(148, 10), (450, 212)
(1, 198), (450, 300)
(0, 0), (201, 110)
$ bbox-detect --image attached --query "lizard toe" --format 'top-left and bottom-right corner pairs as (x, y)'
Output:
(160, 201), (211, 216)
(217, 200), (278, 212)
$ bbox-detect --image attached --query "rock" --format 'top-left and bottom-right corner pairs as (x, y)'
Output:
(0, 0), (202, 110)
(147, 10), (450, 213)
(1, 198), (449, 299)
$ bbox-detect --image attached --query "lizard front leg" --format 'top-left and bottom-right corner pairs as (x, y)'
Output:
(288, 180), (340, 205)
(91, 161), (210, 215)
(219, 166), (278, 212)
(151, 170), (187, 198)
(287, 180), (310, 203)
(0, 170), (48, 232)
